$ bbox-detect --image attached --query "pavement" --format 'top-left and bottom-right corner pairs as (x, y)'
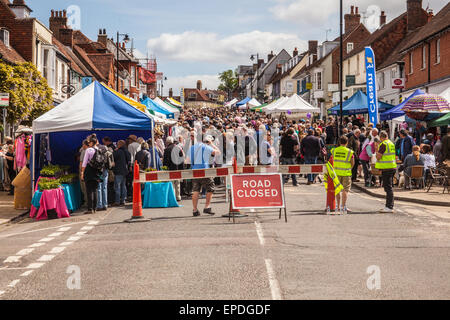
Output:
(0, 192), (29, 226)
(0, 178), (449, 300)
(352, 180), (450, 207)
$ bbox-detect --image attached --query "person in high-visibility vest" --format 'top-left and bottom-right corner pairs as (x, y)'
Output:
(375, 130), (398, 213)
(330, 135), (355, 214)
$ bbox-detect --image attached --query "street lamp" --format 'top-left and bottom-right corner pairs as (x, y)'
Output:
(116, 32), (130, 92)
(339, 0), (343, 136)
(250, 53), (259, 99)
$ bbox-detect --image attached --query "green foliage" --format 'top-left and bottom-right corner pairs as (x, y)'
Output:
(144, 168), (157, 172)
(39, 164), (66, 177)
(218, 70), (238, 94)
(38, 178), (61, 191)
(59, 173), (78, 184)
(161, 166), (169, 171)
(0, 61), (53, 126)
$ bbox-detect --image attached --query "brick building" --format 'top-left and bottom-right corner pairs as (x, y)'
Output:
(184, 80), (226, 109)
(400, 1), (450, 96)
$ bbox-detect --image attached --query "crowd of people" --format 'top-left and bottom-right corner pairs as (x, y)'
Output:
(75, 105), (450, 216)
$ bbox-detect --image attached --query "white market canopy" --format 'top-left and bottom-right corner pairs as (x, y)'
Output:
(264, 94), (320, 114)
(32, 81), (154, 134)
(154, 97), (180, 117)
(225, 98), (238, 107)
(247, 98), (261, 108)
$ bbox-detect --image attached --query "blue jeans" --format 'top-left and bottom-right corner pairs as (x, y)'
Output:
(97, 169), (108, 209)
(114, 174), (127, 204)
(304, 156), (318, 182)
(281, 157), (297, 185)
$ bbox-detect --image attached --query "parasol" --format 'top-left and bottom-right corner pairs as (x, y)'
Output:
(401, 94), (449, 120)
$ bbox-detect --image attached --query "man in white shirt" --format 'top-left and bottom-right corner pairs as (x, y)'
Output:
(127, 135), (141, 164)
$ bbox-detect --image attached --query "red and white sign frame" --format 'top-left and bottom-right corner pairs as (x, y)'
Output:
(229, 173), (285, 210)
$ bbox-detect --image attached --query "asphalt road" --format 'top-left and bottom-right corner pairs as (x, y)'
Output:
(0, 179), (449, 300)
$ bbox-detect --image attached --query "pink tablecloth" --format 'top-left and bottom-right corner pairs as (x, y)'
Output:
(30, 188), (70, 221)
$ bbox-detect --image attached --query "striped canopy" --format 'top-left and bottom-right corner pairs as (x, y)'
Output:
(402, 94), (449, 112)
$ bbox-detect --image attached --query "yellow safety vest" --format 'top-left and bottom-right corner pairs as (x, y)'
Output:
(375, 140), (397, 170)
(331, 146), (354, 177)
(324, 162), (344, 196)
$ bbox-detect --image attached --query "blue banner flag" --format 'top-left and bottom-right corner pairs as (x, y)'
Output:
(365, 47), (379, 126)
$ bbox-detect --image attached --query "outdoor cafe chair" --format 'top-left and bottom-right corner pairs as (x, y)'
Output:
(404, 165), (425, 190)
(426, 167), (446, 192)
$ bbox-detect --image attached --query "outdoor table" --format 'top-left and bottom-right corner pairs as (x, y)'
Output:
(30, 188), (70, 221)
(61, 181), (82, 212)
(142, 181), (180, 208)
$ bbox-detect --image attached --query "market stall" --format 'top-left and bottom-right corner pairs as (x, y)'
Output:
(31, 81), (155, 219)
(141, 96), (175, 119)
(264, 94), (319, 114)
(329, 90), (395, 116)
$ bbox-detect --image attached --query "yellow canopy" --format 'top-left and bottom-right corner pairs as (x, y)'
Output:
(101, 83), (148, 114)
(168, 97), (183, 107)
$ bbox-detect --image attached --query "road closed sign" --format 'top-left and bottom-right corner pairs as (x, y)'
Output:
(230, 173), (285, 209)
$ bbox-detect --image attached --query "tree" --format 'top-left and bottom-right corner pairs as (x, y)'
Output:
(218, 70), (238, 100)
(0, 61), (53, 127)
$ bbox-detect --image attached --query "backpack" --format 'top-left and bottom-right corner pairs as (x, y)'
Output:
(106, 148), (115, 170)
(88, 146), (108, 171)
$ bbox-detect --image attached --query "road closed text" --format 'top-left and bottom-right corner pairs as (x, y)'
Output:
(231, 174), (284, 209)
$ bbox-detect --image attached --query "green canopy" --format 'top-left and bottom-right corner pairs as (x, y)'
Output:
(164, 100), (182, 110)
(428, 112), (450, 127)
(251, 103), (268, 111)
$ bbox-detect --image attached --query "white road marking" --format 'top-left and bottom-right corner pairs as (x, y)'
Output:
(7, 279), (20, 287)
(26, 263), (45, 269)
(88, 220), (99, 225)
(37, 255), (55, 262)
(81, 226), (94, 231)
(20, 270), (34, 277)
(75, 231), (87, 236)
(3, 256), (21, 263)
(255, 221), (265, 246)
(0, 221), (88, 239)
(48, 232), (63, 237)
(49, 247), (66, 254)
(57, 227), (72, 232)
(67, 236), (81, 241)
(16, 248), (34, 256)
(59, 242), (73, 246)
(265, 259), (282, 300)
(28, 243), (45, 248)
(38, 237), (54, 242)
(0, 290), (5, 296)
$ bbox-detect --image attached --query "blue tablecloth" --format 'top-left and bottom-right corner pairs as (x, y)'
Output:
(31, 190), (42, 208)
(142, 182), (180, 208)
(61, 182), (82, 212)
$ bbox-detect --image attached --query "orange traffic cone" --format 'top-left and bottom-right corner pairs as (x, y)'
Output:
(124, 161), (151, 223)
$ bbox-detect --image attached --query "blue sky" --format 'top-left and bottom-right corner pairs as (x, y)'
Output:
(27, 0), (446, 95)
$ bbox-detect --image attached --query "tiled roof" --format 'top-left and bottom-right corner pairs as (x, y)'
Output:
(52, 37), (91, 77)
(73, 44), (105, 81)
(0, 39), (25, 64)
(400, 2), (450, 52)
(377, 29), (421, 70)
(344, 13), (408, 61)
(73, 30), (92, 45)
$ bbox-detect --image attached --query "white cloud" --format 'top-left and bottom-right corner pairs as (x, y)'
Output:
(147, 31), (307, 65)
(269, 0), (446, 28)
(163, 74), (221, 97)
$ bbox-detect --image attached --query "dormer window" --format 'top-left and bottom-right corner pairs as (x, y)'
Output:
(0, 29), (10, 48)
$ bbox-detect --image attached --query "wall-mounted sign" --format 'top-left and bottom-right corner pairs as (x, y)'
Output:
(0, 93), (9, 107)
(82, 77), (93, 89)
(392, 78), (405, 89)
(306, 82), (313, 90)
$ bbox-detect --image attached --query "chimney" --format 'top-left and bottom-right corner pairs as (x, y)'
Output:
(59, 28), (73, 48)
(293, 47), (298, 57)
(407, 0), (427, 31)
(197, 80), (202, 90)
(427, 9), (434, 22)
(97, 28), (108, 47)
(344, 5), (361, 34)
(308, 40), (318, 54)
(380, 11), (386, 26)
(257, 58), (264, 69)
(49, 8), (69, 40)
(169, 88), (173, 98)
(268, 51), (274, 61)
